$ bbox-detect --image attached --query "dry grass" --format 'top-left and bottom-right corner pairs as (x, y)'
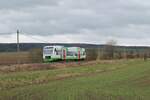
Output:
(0, 52), (32, 65)
(0, 60), (125, 73)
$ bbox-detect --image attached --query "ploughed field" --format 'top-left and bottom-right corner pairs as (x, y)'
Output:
(0, 59), (150, 100)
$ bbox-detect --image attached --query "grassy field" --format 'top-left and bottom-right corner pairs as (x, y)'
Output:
(0, 59), (150, 100)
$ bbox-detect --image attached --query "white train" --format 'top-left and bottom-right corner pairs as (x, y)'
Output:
(43, 45), (86, 62)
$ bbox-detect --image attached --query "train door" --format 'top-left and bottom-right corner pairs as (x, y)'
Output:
(62, 48), (66, 60)
(78, 48), (80, 60)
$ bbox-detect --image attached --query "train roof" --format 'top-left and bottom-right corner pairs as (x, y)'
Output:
(44, 45), (85, 49)
(44, 45), (64, 48)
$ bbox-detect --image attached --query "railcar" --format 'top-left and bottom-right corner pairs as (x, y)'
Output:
(43, 46), (64, 62)
(62, 47), (86, 60)
(43, 46), (86, 62)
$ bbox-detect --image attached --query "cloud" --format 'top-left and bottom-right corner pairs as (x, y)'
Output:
(0, 0), (59, 9)
(0, 0), (150, 46)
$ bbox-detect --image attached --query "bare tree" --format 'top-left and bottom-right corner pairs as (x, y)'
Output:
(104, 39), (117, 59)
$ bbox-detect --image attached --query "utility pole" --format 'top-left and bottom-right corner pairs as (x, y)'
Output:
(17, 30), (20, 64)
(17, 30), (20, 52)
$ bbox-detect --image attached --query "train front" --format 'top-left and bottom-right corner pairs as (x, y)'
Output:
(43, 46), (54, 62)
(43, 46), (63, 62)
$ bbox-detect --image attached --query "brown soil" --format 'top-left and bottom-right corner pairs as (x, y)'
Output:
(0, 60), (120, 73)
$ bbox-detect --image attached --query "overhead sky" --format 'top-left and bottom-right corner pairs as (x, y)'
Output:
(0, 0), (150, 46)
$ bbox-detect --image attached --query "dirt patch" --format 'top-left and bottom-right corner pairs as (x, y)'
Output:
(0, 60), (121, 73)
(133, 75), (150, 87)
(0, 64), (126, 91)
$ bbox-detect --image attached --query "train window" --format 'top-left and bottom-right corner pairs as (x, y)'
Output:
(67, 51), (78, 56)
(54, 48), (62, 55)
(83, 51), (86, 55)
(54, 48), (58, 55)
(57, 50), (62, 55)
(67, 51), (74, 56)
(45, 47), (53, 49)
(44, 49), (53, 54)
(75, 53), (78, 56)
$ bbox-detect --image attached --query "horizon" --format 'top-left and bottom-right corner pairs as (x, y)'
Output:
(0, 42), (150, 47)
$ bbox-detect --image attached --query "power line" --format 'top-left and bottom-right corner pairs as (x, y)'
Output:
(22, 33), (50, 43)
(0, 31), (50, 43)
(0, 32), (16, 34)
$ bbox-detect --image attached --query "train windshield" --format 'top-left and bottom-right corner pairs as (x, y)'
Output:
(43, 47), (53, 54)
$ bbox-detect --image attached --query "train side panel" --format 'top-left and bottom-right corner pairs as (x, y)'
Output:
(62, 47), (86, 61)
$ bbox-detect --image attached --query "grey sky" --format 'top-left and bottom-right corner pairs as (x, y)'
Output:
(0, 0), (150, 45)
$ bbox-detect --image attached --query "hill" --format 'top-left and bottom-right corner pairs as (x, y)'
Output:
(0, 43), (101, 52)
(0, 43), (150, 52)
